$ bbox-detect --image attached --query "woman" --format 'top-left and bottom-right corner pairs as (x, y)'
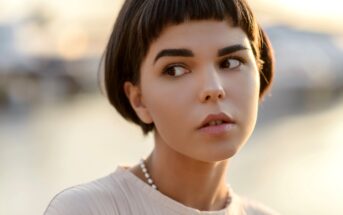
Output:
(44, 0), (278, 214)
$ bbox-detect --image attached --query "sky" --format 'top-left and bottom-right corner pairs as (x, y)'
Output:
(252, 0), (343, 19)
(249, 0), (343, 34)
(0, 0), (342, 58)
(1, 0), (342, 26)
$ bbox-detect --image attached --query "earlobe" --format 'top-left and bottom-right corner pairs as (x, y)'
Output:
(123, 81), (153, 124)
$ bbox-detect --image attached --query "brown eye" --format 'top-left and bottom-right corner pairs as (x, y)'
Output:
(220, 58), (242, 70)
(163, 65), (190, 77)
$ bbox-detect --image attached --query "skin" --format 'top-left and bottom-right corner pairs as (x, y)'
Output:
(124, 20), (260, 211)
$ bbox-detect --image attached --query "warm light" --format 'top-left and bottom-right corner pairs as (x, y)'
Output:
(250, 0), (343, 33)
(0, 0), (31, 22)
(56, 26), (89, 60)
(253, 0), (343, 19)
(276, 0), (343, 17)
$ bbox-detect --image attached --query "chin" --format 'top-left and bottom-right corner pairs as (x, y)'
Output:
(190, 145), (240, 163)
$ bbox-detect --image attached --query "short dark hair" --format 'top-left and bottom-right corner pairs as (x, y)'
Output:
(103, 0), (274, 135)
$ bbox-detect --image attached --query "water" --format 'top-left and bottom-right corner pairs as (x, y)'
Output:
(1, 93), (342, 215)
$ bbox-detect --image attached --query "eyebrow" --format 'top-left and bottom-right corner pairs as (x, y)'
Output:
(154, 49), (194, 64)
(153, 44), (249, 64)
(217, 44), (249, 57)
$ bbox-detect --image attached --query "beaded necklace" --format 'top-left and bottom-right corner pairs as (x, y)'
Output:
(139, 158), (232, 209)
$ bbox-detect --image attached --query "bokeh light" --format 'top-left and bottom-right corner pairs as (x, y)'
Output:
(0, 1), (342, 215)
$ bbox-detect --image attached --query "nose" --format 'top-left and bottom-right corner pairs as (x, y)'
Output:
(199, 69), (226, 103)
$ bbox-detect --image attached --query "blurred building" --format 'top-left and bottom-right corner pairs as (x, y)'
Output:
(268, 25), (343, 92)
(257, 25), (343, 123)
(1, 19), (343, 120)
(0, 22), (100, 111)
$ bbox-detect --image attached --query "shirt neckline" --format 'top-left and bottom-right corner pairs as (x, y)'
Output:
(114, 165), (242, 215)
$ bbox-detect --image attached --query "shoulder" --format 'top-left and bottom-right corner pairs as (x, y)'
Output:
(44, 170), (128, 215)
(240, 197), (280, 215)
(44, 185), (92, 215)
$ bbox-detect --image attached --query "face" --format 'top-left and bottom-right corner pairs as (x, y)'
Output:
(126, 20), (260, 162)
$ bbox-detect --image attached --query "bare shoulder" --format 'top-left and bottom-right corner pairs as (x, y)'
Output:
(241, 197), (281, 215)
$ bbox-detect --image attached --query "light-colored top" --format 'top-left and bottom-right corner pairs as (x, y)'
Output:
(44, 166), (279, 215)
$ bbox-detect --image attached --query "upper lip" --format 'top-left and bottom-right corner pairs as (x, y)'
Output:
(198, 112), (235, 129)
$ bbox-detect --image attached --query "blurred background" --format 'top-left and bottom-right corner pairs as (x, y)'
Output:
(0, 0), (342, 214)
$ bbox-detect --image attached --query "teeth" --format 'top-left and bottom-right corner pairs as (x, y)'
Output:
(208, 120), (224, 126)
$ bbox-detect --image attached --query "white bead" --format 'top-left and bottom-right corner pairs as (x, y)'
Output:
(140, 159), (231, 209)
(140, 159), (158, 190)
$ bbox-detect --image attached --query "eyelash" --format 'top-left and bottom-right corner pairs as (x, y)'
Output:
(162, 56), (246, 77)
(162, 63), (190, 77)
(219, 56), (246, 70)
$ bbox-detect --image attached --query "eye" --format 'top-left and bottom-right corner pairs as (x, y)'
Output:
(219, 57), (243, 70)
(163, 64), (190, 77)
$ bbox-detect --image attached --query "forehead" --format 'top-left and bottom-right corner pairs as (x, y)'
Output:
(146, 20), (251, 59)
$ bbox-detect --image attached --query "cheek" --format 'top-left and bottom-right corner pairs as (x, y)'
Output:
(234, 69), (260, 129)
(242, 71), (260, 105)
(146, 92), (193, 151)
(142, 80), (192, 136)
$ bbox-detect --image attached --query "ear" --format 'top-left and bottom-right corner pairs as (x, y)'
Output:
(258, 26), (274, 99)
(123, 81), (153, 124)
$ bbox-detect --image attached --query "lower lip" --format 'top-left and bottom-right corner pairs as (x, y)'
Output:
(198, 123), (235, 135)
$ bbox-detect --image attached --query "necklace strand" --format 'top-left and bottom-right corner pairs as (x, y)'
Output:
(139, 158), (232, 209)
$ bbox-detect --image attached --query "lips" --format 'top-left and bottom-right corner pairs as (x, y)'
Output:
(198, 112), (235, 129)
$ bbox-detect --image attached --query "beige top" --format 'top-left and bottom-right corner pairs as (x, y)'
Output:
(44, 166), (279, 215)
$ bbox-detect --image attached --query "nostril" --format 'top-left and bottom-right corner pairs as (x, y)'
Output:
(200, 89), (225, 102)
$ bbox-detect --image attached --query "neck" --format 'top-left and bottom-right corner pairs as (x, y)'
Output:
(144, 131), (230, 211)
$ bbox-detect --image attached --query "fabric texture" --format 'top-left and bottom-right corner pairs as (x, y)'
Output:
(44, 166), (279, 215)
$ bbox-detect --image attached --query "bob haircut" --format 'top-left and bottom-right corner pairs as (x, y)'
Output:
(103, 0), (274, 135)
